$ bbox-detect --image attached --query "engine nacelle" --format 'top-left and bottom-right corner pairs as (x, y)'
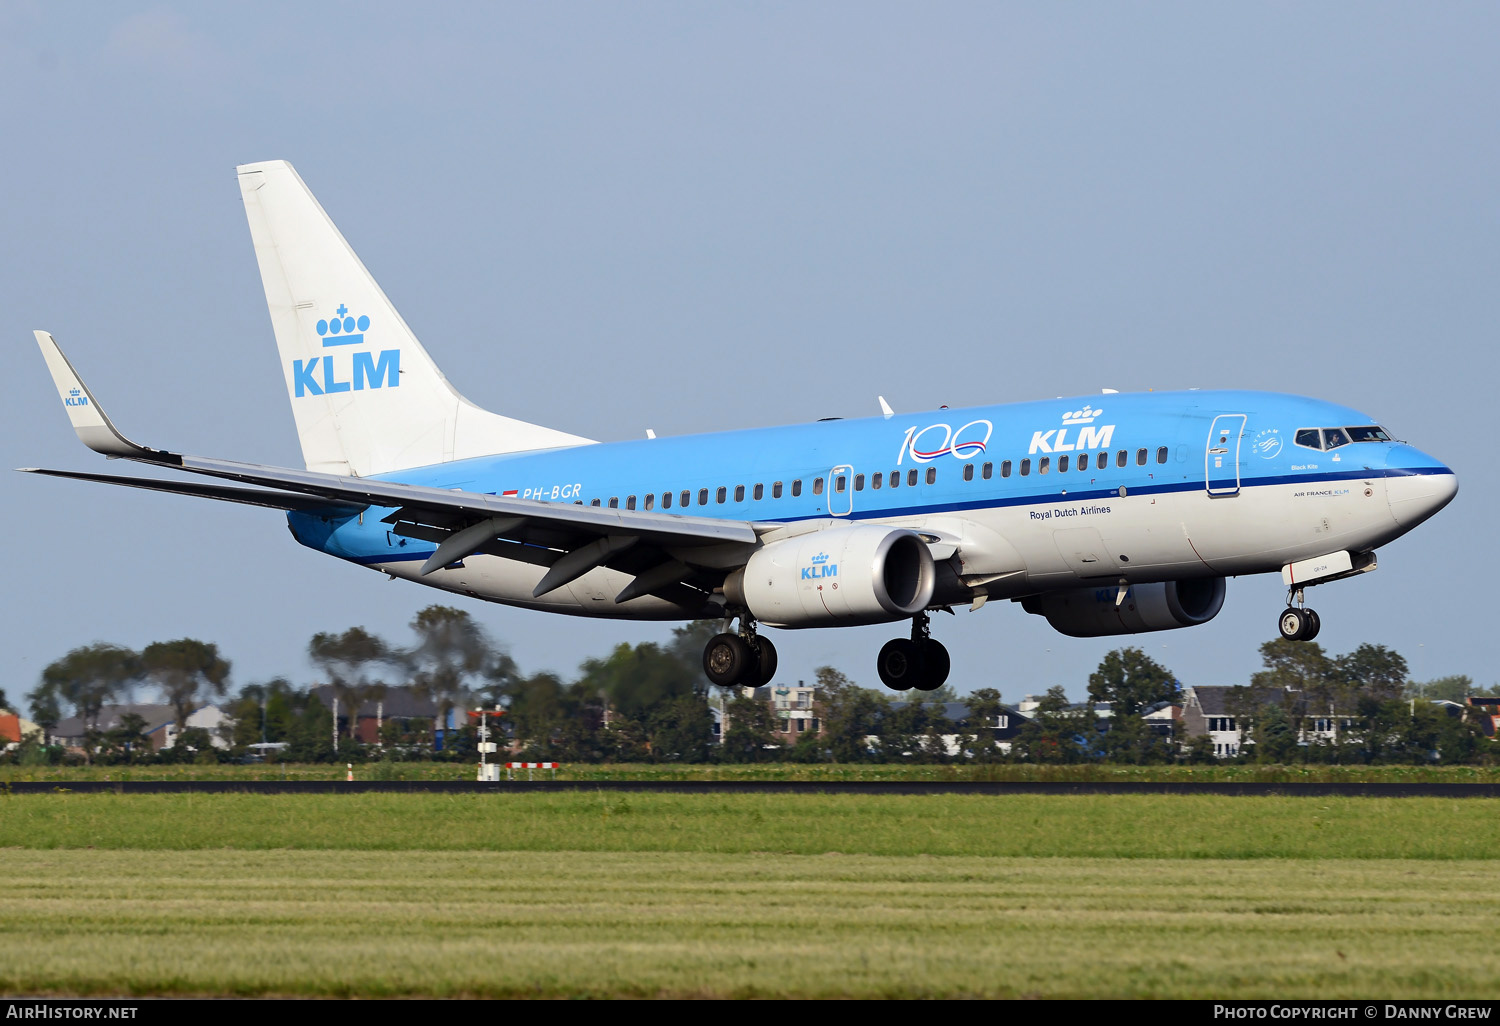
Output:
(726, 525), (936, 628)
(1021, 577), (1226, 638)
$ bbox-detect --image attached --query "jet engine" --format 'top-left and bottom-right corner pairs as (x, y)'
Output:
(1021, 577), (1226, 637)
(725, 525), (936, 628)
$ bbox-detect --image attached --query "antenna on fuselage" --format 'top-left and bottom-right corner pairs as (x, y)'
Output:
(878, 396), (894, 419)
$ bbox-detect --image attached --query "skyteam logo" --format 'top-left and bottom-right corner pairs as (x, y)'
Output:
(293, 303), (401, 398)
(1252, 428), (1283, 459)
(1029, 406), (1115, 455)
(801, 552), (838, 580)
(64, 387), (89, 408)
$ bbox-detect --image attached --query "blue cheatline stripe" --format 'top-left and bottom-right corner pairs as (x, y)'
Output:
(330, 466), (1450, 567)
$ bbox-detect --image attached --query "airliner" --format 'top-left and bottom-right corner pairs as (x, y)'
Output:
(26, 161), (1458, 692)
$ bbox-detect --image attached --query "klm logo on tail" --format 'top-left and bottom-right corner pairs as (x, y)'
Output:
(292, 304), (401, 397)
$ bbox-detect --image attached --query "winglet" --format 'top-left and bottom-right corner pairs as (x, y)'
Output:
(33, 331), (179, 464)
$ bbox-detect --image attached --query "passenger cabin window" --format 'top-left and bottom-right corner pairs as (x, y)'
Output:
(925, 467), (937, 485)
(643, 493), (654, 510)
(871, 473), (882, 489)
(1001, 460), (1012, 478)
(773, 481), (783, 498)
(681, 490), (691, 507)
(907, 469), (918, 487)
(590, 498), (601, 507)
(1116, 450), (1127, 468)
(834, 475), (846, 493)
(1020, 459), (1030, 476)
(1097, 452), (1109, 470)
(792, 479), (802, 497)
(609, 497), (619, 509)
(734, 485), (745, 502)
(1079, 455), (1089, 472)
(661, 492), (671, 509)
(1058, 455), (1070, 473)
(889, 471), (899, 488)
(1136, 448), (1147, 466)
(982, 462), (992, 480)
(753, 483), (764, 500)
(626, 495), (637, 510)
(716, 486), (727, 504)
(1323, 428), (1351, 449)
(1038, 457), (1050, 474)
(813, 477), (824, 496)
(1157, 446), (1168, 464)
(963, 463), (975, 481)
(698, 488), (709, 505)
(1295, 428), (1323, 450)
(853, 474), (864, 491)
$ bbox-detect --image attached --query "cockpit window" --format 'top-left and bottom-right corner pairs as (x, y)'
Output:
(1347, 425), (1390, 442)
(1323, 428), (1350, 449)
(1295, 428), (1323, 450)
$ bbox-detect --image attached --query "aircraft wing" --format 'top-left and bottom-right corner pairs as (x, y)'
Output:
(29, 331), (759, 600)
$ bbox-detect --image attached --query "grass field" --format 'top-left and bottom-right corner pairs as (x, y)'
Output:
(5, 793), (1499, 997)
(5, 760), (1500, 783)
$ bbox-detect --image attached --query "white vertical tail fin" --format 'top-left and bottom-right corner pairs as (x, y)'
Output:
(236, 160), (593, 477)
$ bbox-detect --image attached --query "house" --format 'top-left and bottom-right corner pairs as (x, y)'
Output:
(309, 684), (444, 743)
(1181, 686), (1246, 758)
(710, 680), (822, 745)
(1465, 696), (1500, 738)
(48, 703), (233, 753)
(871, 700), (1030, 757)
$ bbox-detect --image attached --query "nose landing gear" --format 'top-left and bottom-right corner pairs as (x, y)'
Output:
(1277, 588), (1321, 642)
(703, 616), (778, 688)
(877, 612), (951, 692)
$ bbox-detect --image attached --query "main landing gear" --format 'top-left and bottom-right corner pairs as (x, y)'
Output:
(703, 617), (778, 689)
(876, 612), (951, 692)
(1278, 587), (1321, 642)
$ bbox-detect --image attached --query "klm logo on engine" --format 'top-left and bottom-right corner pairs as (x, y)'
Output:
(801, 552), (838, 580)
(64, 387), (89, 408)
(1029, 404), (1115, 455)
(292, 304), (400, 398)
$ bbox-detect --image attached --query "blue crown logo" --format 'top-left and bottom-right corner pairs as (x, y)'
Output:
(316, 304), (370, 348)
(810, 552), (830, 565)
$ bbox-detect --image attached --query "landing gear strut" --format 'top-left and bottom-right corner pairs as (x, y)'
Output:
(1277, 587), (1321, 642)
(876, 612), (950, 692)
(703, 615), (778, 688)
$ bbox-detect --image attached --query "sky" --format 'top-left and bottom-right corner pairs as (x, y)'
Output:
(1, 2), (1494, 709)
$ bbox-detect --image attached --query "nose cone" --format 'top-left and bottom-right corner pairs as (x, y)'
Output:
(1385, 445), (1458, 528)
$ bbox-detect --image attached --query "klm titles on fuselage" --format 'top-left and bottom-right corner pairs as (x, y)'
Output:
(292, 305), (401, 398)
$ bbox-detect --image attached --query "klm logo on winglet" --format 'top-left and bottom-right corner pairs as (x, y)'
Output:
(64, 387), (89, 408)
(292, 304), (400, 397)
(801, 552), (838, 580)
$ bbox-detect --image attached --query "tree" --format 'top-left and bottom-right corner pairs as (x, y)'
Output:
(1405, 675), (1483, 703)
(577, 641), (702, 722)
(34, 644), (142, 730)
(814, 666), (889, 763)
(647, 695), (715, 762)
(1088, 647), (1179, 715)
(964, 688), (1007, 762)
(1336, 644), (1409, 703)
(141, 639), (231, 735)
(1012, 686), (1088, 763)
(405, 606), (506, 750)
(310, 626), (399, 741)
(104, 712), (150, 764)
(721, 694), (781, 762)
